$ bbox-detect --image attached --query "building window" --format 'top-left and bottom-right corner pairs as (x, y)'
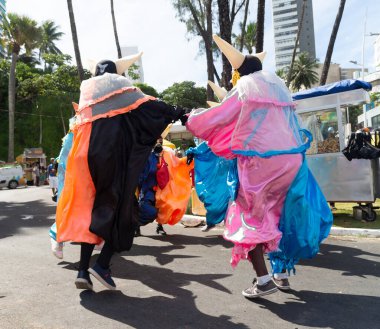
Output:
(372, 114), (380, 129)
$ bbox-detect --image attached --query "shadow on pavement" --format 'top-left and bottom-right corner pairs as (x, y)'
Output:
(62, 254), (241, 329)
(63, 256), (232, 295)
(146, 232), (233, 248)
(255, 290), (380, 329)
(79, 288), (247, 329)
(299, 242), (380, 278)
(0, 200), (55, 239)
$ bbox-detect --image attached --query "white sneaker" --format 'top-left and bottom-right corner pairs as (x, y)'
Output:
(200, 224), (215, 232)
(50, 238), (63, 259)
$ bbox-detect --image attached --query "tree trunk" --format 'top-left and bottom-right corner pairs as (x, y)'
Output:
(320, 0), (346, 86)
(8, 51), (18, 162)
(217, 0), (232, 90)
(111, 0), (122, 58)
(239, 0), (250, 52)
(67, 0), (85, 81)
(205, 0), (215, 100)
(286, 0), (307, 87)
(255, 0), (265, 53)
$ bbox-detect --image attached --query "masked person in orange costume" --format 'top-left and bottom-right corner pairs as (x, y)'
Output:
(56, 53), (190, 290)
(154, 139), (194, 235)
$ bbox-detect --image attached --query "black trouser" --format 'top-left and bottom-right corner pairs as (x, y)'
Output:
(78, 241), (114, 271)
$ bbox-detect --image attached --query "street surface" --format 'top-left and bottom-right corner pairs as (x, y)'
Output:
(0, 186), (379, 329)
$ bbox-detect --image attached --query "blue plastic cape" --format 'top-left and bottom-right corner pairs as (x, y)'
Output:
(138, 152), (159, 226)
(269, 158), (333, 273)
(186, 142), (239, 225)
(292, 79), (372, 100)
(50, 132), (74, 241)
(57, 132), (74, 199)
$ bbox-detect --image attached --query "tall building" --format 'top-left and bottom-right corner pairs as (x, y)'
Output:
(120, 46), (144, 83)
(0, 0), (6, 57)
(272, 0), (316, 70)
(374, 35), (380, 70)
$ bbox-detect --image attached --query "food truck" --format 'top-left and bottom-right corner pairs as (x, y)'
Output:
(293, 80), (379, 221)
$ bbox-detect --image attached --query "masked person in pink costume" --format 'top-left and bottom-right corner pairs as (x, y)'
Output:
(186, 35), (332, 299)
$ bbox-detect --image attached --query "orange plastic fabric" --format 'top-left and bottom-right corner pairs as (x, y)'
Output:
(56, 123), (102, 244)
(155, 147), (194, 225)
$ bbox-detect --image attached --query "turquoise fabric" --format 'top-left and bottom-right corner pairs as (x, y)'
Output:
(50, 131), (74, 242)
(187, 142), (239, 226)
(57, 132), (74, 199)
(269, 157), (333, 273)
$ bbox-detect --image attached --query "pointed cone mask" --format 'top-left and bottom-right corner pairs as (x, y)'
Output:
(213, 34), (245, 69)
(208, 80), (227, 101)
(161, 124), (172, 139)
(207, 101), (220, 107)
(115, 52), (143, 75)
(255, 51), (266, 62)
(85, 59), (98, 76)
(72, 102), (79, 113)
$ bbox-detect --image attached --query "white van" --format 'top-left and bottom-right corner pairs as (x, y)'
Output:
(0, 165), (26, 189)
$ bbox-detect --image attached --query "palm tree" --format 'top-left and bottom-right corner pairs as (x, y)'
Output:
(286, 0), (307, 87)
(234, 21), (256, 54)
(67, 0), (84, 81)
(289, 52), (319, 91)
(39, 20), (64, 60)
(320, 0), (347, 85)
(1, 13), (41, 162)
(110, 0), (122, 58)
(255, 0), (265, 52)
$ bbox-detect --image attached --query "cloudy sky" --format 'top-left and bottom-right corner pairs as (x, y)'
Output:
(7, 0), (380, 92)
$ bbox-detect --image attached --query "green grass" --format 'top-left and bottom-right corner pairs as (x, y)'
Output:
(332, 200), (380, 229)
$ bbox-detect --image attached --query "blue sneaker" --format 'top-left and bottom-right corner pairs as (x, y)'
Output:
(75, 270), (93, 290)
(89, 263), (116, 290)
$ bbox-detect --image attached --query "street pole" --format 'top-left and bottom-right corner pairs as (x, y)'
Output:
(362, 8), (367, 127)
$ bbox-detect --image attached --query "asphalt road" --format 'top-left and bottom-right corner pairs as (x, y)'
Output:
(0, 186), (379, 329)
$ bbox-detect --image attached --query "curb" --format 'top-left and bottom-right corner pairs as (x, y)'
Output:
(330, 226), (380, 238)
(181, 215), (380, 238)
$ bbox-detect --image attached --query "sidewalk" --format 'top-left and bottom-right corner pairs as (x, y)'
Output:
(181, 215), (380, 238)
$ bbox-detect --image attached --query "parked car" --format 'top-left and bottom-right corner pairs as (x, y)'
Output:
(0, 165), (26, 189)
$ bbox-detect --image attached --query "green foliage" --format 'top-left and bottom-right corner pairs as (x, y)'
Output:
(288, 52), (319, 91)
(1, 13), (42, 55)
(127, 63), (140, 81)
(233, 21), (256, 54)
(160, 81), (207, 108)
(39, 20), (64, 59)
(370, 92), (380, 107)
(134, 83), (159, 97)
(0, 54), (83, 160)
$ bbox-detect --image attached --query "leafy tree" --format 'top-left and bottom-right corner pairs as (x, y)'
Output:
(320, 0), (346, 85)
(1, 13), (42, 162)
(172, 0), (215, 100)
(286, 0), (307, 87)
(160, 81), (207, 109)
(134, 83), (159, 97)
(39, 20), (64, 61)
(234, 21), (256, 54)
(289, 52), (319, 91)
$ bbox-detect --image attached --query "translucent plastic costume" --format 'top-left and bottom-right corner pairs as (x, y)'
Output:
(155, 147), (194, 226)
(56, 73), (185, 251)
(187, 71), (332, 271)
(186, 142), (238, 226)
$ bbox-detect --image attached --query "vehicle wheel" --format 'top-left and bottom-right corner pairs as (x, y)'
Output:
(8, 180), (18, 189)
(364, 209), (377, 222)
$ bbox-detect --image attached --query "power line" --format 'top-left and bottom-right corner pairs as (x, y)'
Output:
(0, 109), (69, 119)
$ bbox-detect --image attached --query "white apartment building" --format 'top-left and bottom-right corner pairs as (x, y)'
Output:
(272, 0), (316, 70)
